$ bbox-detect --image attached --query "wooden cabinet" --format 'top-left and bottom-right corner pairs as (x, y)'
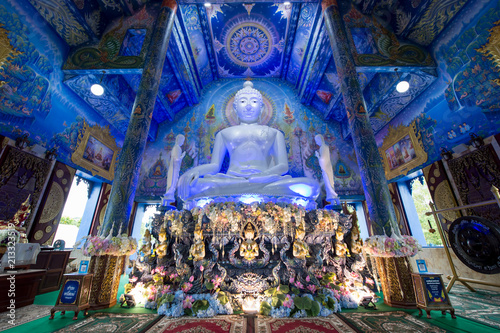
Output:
(0, 269), (45, 311)
(30, 250), (71, 294)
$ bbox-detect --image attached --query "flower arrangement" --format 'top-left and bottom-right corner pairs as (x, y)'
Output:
(80, 233), (137, 257)
(363, 233), (421, 258)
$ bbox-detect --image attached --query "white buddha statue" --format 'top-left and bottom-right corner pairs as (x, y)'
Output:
(177, 81), (320, 202)
(163, 134), (186, 204)
(314, 134), (338, 203)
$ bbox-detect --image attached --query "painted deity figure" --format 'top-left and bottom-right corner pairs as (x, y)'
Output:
(240, 222), (259, 261)
(314, 134), (338, 202)
(188, 223), (205, 261)
(155, 225), (168, 258)
(177, 81), (320, 201)
(293, 222), (310, 260)
(164, 134), (186, 203)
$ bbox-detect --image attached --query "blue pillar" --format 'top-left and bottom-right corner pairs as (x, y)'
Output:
(101, 0), (178, 236)
(322, 0), (397, 236)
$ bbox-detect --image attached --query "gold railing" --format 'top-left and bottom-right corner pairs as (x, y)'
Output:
(425, 185), (500, 293)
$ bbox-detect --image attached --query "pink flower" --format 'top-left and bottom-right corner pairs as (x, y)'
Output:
(307, 284), (317, 293)
(189, 275), (194, 282)
(183, 296), (194, 309)
(306, 275), (310, 282)
(289, 277), (295, 284)
(200, 265), (204, 272)
(294, 281), (304, 289)
(181, 282), (192, 292)
(283, 295), (293, 308)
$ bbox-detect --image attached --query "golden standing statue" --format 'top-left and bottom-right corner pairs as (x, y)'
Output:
(155, 225), (168, 258)
(293, 222), (310, 260)
(188, 223), (206, 261)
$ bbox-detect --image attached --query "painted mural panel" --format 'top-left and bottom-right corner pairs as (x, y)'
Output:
(376, 1), (500, 180)
(0, 1), (124, 181)
(180, 5), (213, 86)
(287, 3), (319, 85)
(136, 79), (363, 202)
(207, 3), (292, 78)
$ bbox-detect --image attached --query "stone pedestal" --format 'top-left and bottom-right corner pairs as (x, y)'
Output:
(375, 257), (416, 308)
(88, 255), (125, 310)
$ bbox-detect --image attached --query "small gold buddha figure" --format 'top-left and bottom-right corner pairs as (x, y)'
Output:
(156, 225), (168, 258)
(335, 226), (349, 257)
(350, 223), (363, 255)
(188, 223), (205, 261)
(293, 222), (310, 260)
(140, 229), (152, 255)
(240, 222), (259, 261)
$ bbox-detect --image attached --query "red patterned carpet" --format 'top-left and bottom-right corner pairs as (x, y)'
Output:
(145, 315), (247, 333)
(256, 316), (357, 333)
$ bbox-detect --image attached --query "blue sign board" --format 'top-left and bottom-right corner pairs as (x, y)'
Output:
(60, 280), (80, 304)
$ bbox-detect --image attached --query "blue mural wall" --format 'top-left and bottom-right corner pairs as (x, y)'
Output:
(375, 0), (500, 180)
(0, 0), (124, 179)
(136, 79), (363, 201)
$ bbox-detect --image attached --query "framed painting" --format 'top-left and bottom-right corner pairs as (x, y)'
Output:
(72, 121), (119, 181)
(379, 122), (427, 180)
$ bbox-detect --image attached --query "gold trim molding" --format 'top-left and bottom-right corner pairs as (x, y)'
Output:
(72, 121), (119, 181)
(379, 119), (428, 180)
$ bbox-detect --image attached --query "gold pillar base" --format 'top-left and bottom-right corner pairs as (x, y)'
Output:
(375, 256), (416, 309)
(88, 255), (124, 310)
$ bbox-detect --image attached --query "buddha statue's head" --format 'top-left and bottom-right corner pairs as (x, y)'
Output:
(233, 81), (263, 124)
(314, 134), (324, 146)
(175, 134), (185, 146)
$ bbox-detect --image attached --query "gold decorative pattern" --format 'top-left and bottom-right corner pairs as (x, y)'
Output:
(379, 120), (428, 180)
(434, 181), (460, 222)
(56, 170), (64, 178)
(477, 20), (500, 69)
(375, 257), (416, 308)
(72, 121), (119, 181)
(0, 25), (21, 87)
(39, 183), (64, 223)
(33, 230), (44, 240)
(45, 225), (52, 233)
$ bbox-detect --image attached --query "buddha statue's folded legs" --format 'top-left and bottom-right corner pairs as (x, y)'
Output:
(180, 173), (320, 200)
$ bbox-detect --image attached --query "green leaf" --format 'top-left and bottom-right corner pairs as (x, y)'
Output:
(260, 301), (271, 316)
(314, 294), (325, 304)
(271, 296), (283, 308)
(166, 294), (175, 302)
(264, 287), (276, 297)
(310, 301), (320, 317)
(291, 287), (300, 295)
(326, 297), (336, 310)
(276, 293), (286, 301)
(192, 299), (209, 313)
(205, 281), (214, 290)
(218, 294), (229, 305)
(184, 308), (193, 316)
(294, 296), (312, 310)
(278, 284), (289, 294)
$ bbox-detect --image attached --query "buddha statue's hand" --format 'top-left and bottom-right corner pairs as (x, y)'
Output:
(315, 151), (320, 159)
(247, 174), (283, 183)
(178, 169), (200, 198)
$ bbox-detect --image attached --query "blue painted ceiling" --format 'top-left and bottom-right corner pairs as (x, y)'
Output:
(26, 0), (469, 141)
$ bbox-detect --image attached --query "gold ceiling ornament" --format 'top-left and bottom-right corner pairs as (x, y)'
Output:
(477, 20), (500, 68)
(379, 119), (428, 180)
(0, 24), (22, 87)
